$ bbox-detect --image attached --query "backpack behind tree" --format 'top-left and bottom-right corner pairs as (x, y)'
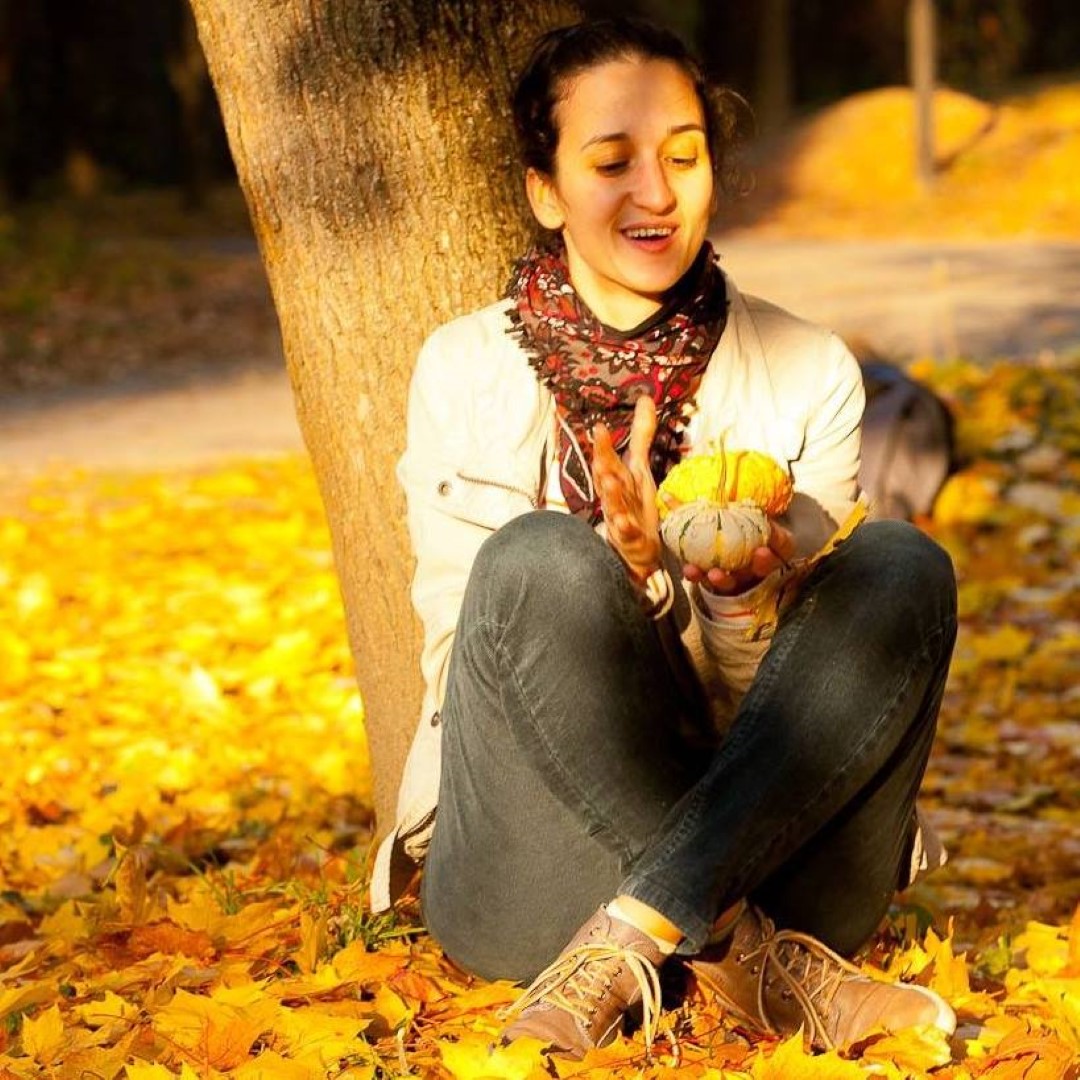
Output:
(858, 361), (957, 521)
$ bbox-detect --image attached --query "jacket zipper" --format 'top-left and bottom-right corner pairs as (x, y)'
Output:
(454, 470), (539, 509)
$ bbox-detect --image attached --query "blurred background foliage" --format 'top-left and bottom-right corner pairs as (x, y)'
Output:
(0, 0), (1078, 205)
(1, 1), (1077, 392)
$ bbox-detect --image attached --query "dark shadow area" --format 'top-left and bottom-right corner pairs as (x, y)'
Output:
(0, 188), (278, 402)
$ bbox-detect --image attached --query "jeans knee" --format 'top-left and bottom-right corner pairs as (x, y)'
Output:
(833, 520), (957, 628)
(470, 511), (622, 618)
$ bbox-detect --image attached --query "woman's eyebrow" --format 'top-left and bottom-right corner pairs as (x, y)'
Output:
(580, 132), (629, 151)
(580, 123), (705, 151)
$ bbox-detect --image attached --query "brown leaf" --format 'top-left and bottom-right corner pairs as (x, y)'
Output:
(128, 921), (217, 962)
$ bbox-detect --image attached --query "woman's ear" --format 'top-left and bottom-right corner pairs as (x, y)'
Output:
(525, 168), (564, 231)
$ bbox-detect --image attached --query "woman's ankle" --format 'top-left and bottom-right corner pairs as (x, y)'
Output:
(608, 895), (682, 954)
(707, 899), (748, 945)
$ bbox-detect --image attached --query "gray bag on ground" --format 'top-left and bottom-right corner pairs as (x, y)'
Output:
(858, 362), (956, 520)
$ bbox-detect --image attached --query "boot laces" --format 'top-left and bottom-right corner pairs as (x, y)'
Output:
(741, 918), (862, 1050)
(504, 941), (663, 1052)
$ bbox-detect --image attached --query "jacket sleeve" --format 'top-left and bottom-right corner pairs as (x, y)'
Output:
(785, 331), (865, 543)
(391, 323), (542, 864)
(399, 327), (544, 727)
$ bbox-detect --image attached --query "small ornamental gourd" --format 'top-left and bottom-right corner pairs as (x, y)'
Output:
(657, 449), (793, 571)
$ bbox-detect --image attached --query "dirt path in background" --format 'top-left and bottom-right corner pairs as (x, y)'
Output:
(2, 238), (1079, 477)
(718, 237), (1080, 364)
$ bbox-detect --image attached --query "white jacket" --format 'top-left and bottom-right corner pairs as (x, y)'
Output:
(371, 272), (867, 912)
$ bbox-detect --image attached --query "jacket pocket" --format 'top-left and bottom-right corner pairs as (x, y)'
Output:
(401, 452), (539, 531)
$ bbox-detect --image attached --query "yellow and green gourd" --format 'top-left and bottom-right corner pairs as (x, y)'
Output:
(657, 449), (793, 571)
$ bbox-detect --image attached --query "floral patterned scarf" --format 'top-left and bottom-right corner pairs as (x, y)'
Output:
(505, 241), (728, 523)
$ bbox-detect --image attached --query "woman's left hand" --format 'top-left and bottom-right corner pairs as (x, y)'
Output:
(592, 396), (662, 584)
(680, 517), (796, 595)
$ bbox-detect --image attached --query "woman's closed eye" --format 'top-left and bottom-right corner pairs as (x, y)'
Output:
(595, 156), (697, 177)
(595, 160), (629, 176)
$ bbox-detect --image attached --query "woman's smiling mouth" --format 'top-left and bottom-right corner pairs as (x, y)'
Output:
(626, 224), (673, 239)
(622, 224), (678, 251)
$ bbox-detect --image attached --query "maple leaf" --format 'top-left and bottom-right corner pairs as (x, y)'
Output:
(330, 940), (408, 986)
(427, 979), (521, 1021)
(20, 1004), (67, 1066)
(153, 987), (279, 1071)
(266, 1004), (371, 1068)
(975, 1023), (1079, 1079)
(437, 1029), (549, 1079)
(370, 984), (413, 1034)
(748, 1032), (866, 1079)
(230, 1048), (332, 1079)
(125, 1064), (205, 1080)
(294, 908), (327, 976)
(859, 1024), (954, 1072)
(75, 990), (139, 1030)
(123, 921), (217, 965)
(0, 983), (57, 1026)
(1014, 918), (1075, 978)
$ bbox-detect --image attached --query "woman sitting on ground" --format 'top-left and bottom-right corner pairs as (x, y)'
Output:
(370, 15), (958, 1058)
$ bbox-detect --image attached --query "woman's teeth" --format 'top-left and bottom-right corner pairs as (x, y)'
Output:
(625, 226), (674, 239)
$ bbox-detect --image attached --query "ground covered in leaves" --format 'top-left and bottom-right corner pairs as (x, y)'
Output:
(3, 64), (1079, 1080)
(1, 359), (1078, 1077)
(716, 80), (1080, 239)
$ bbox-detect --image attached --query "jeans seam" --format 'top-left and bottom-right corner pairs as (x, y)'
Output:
(731, 621), (950, 893)
(483, 615), (641, 865)
(626, 614), (954, 932)
(637, 586), (819, 860)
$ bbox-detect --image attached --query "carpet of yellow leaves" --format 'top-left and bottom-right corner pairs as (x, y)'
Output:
(716, 81), (1080, 239)
(1, 363), (1079, 1077)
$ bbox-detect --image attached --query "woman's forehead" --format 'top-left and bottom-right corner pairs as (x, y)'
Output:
(554, 57), (704, 146)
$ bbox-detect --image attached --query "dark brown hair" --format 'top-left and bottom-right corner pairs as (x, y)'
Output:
(511, 16), (752, 197)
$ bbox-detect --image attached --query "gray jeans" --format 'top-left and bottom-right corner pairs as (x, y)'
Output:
(421, 512), (956, 983)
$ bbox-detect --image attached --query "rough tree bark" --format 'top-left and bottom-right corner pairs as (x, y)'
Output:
(188, 0), (578, 840)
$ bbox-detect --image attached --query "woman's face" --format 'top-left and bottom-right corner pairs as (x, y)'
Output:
(527, 57), (714, 330)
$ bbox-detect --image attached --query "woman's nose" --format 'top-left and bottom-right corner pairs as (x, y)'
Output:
(632, 159), (676, 213)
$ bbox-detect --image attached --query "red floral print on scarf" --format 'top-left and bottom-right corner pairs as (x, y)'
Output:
(506, 242), (728, 523)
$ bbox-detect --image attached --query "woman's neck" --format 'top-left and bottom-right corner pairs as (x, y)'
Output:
(567, 244), (710, 337)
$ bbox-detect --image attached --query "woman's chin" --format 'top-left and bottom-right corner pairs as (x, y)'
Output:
(619, 249), (701, 295)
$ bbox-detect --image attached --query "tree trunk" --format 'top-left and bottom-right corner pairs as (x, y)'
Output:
(187, 0), (578, 844)
(0, 0), (13, 205)
(908, 0), (936, 190)
(168, 1), (213, 211)
(755, 0), (792, 134)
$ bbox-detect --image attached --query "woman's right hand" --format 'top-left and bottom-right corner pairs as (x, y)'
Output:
(592, 396), (663, 585)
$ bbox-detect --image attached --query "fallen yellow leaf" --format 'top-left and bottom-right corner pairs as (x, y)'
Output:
(21, 1004), (67, 1066)
(438, 1029), (549, 1080)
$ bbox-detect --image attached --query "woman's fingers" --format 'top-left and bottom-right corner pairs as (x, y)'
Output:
(686, 525), (796, 593)
(705, 566), (742, 592)
(591, 422), (618, 477)
(627, 395), (657, 469)
(748, 549), (780, 580)
(591, 400), (662, 579)
(592, 423), (627, 512)
(769, 521), (797, 562)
